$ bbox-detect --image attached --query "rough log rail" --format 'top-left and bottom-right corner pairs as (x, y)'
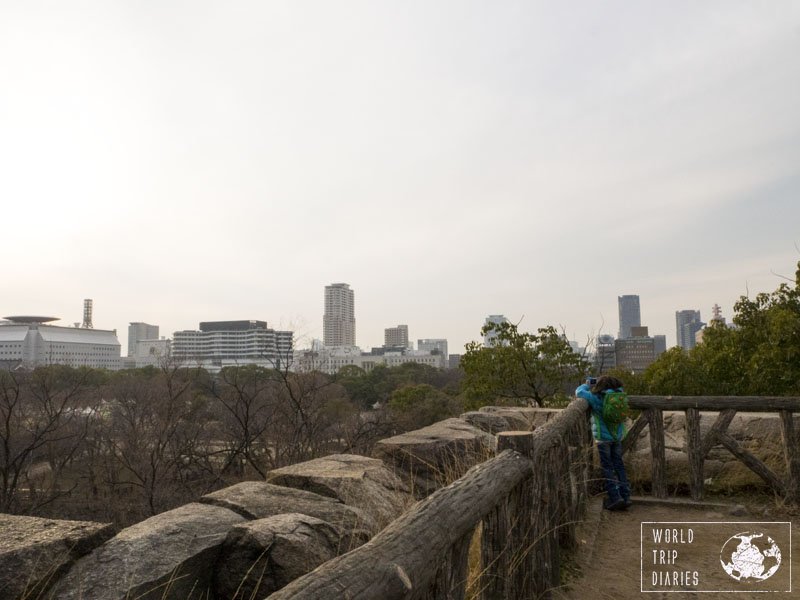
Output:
(267, 399), (592, 600)
(625, 396), (800, 503)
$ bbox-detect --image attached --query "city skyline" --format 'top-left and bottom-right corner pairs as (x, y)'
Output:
(2, 2), (799, 357)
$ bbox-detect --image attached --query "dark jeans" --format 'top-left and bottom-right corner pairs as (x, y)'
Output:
(597, 441), (630, 503)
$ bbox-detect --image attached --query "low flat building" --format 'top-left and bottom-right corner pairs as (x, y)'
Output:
(172, 320), (292, 373)
(0, 316), (121, 370)
(293, 345), (446, 374)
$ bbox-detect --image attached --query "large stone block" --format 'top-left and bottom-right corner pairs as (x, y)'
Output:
(267, 454), (409, 530)
(214, 513), (341, 599)
(201, 481), (374, 549)
(0, 515), (113, 600)
(48, 503), (244, 600)
(372, 418), (495, 497)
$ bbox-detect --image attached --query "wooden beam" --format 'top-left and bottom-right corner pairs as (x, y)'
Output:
(717, 432), (786, 495)
(266, 450), (533, 600)
(700, 408), (737, 458)
(622, 412), (649, 455)
(629, 396), (800, 412)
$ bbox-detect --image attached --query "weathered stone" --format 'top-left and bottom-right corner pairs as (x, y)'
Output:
(201, 481), (374, 549)
(372, 418), (495, 497)
(48, 503), (244, 600)
(477, 406), (539, 430)
(460, 411), (512, 434)
(214, 513), (341, 599)
(267, 454), (409, 530)
(0, 515), (113, 600)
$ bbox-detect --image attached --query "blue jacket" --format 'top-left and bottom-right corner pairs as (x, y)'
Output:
(575, 383), (625, 442)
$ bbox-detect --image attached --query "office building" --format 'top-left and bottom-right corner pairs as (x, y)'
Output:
(594, 334), (616, 374)
(418, 338), (448, 361)
(615, 327), (656, 374)
(676, 310), (704, 351)
(0, 315), (121, 370)
(483, 315), (509, 347)
(384, 325), (409, 349)
(618, 295), (641, 339)
(653, 335), (667, 357)
(134, 338), (171, 368)
(172, 320), (293, 372)
(128, 322), (159, 357)
(323, 283), (355, 347)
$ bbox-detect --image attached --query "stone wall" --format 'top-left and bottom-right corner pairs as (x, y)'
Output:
(0, 406), (539, 599)
(5, 405), (783, 598)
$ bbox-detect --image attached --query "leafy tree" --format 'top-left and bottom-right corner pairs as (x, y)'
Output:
(641, 260), (800, 396)
(388, 384), (463, 431)
(461, 322), (589, 408)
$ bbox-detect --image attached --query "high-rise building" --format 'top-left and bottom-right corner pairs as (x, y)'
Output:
(618, 295), (641, 339)
(128, 322), (159, 357)
(384, 325), (409, 349)
(653, 335), (667, 357)
(483, 315), (509, 347)
(676, 310), (704, 351)
(615, 327), (656, 374)
(323, 283), (355, 347)
(172, 320), (293, 372)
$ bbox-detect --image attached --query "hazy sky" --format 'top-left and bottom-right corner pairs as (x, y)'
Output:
(2, 1), (799, 354)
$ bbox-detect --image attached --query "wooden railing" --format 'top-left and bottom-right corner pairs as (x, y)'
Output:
(266, 398), (593, 600)
(625, 396), (800, 503)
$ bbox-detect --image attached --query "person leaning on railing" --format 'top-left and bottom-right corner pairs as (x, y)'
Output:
(575, 375), (632, 511)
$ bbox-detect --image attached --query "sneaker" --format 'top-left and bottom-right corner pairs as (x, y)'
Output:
(623, 498), (633, 509)
(603, 497), (625, 511)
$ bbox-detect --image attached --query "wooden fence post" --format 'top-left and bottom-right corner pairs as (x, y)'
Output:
(648, 408), (667, 498)
(779, 410), (800, 504)
(685, 408), (703, 500)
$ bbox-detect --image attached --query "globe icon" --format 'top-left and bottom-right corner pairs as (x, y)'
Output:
(720, 532), (782, 582)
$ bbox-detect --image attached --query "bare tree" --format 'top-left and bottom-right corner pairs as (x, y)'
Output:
(0, 366), (94, 514)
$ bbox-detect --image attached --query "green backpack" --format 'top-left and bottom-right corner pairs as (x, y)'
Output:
(602, 390), (632, 439)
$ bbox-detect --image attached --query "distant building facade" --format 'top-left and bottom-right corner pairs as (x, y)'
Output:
(618, 295), (641, 339)
(384, 325), (410, 349)
(0, 316), (121, 370)
(676, 310), (704, 351)
(483, 315), (509, 347)
(593, 334), (617, 374)
(134, 338), (171, 368)
(418, 338), (448, 361)
(172, 320), (293, 372)
(293, 345), (446, 375)
(615, 327), (656, 374)
(323, 283), (355, 347)
(653, 334), (667, 357)
(128, 322), (159, 357)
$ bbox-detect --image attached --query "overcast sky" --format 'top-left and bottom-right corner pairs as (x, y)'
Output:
(2, 1), (799, 355)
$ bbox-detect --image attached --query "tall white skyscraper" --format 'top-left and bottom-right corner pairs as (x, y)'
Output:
(323, 283), (355, 347)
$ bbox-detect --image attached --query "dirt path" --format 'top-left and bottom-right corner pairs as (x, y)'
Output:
(555, 497), (797, 600)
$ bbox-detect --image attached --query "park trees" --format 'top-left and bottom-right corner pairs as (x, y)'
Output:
(641, 260), (800, 396)
(461, 322), (589, 408)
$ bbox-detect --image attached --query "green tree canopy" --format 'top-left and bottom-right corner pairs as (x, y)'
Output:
(641, 261), (800, 396)
(460, 322), (589, 408)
